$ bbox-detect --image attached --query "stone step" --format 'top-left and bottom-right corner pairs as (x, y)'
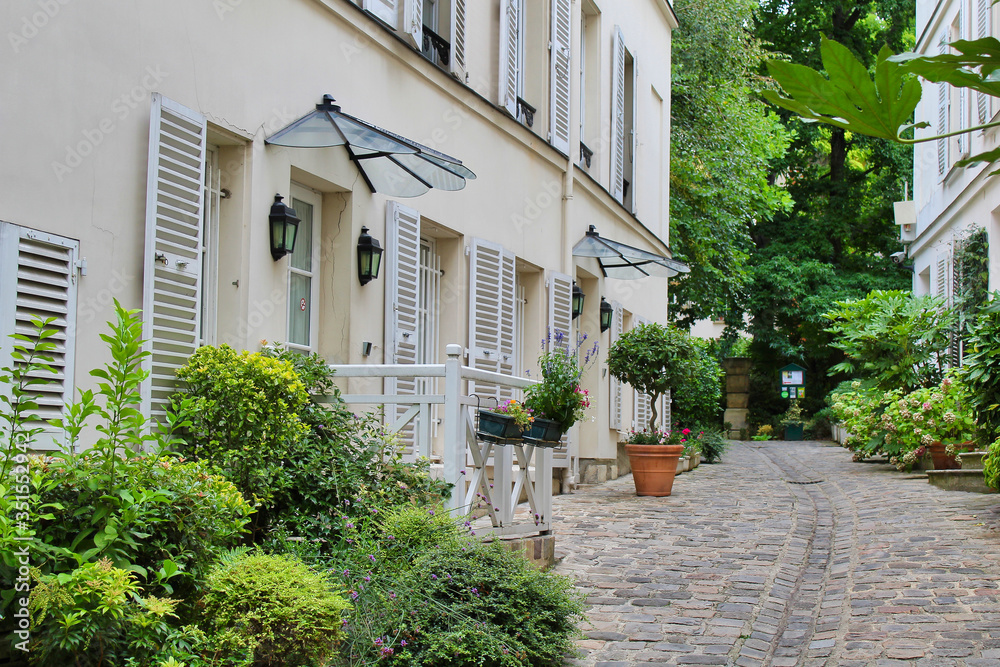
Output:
(926, 468), (997, 494)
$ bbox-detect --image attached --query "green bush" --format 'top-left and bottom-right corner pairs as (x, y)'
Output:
(608, 323), (699, 431)
(824, 290), (956, 392)
(984, 439), (1000, 491)
(338, 507), (583, 666)
(174, 345), (310, 507)
(200, 551), (349, 667)
(671, 340), (723, 427)
(27, 558), (213, 667)
(693, 428), (728, 463)
(961, 296), (1000, 444)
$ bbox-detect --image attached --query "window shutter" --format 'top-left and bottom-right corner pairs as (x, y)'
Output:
(936, 252), (951, 305)
(468, 239), (517, 401)
(958, 7), (969, 156)
(549, 0), (572, 153)
(937, 55), (948, 174)
(0, 223), (79, 450)
(609, 300), (623, 430)
(498, 0), (520, 117)
(610, 26), (626, 203)
(363, 0), (399, 28)
(402, 0), (423, 48)
(979, 0), (991, 123)
(450, 0), (467, 81)
(384, 201), (421, 369)
(140, 93), (206, 425)
(631, 315), (654, 430)
(546, 271), (573, 351)
(661, 389), (671, 430)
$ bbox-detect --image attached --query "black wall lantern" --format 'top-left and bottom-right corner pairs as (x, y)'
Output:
(269, 194), (300, 261)
(357, 226), (384, 285)
(600, 297), (613, 332)
(571, 282), (585, 320)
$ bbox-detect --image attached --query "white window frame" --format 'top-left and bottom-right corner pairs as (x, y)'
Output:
(201, 146), (221, 346)
(286, 184), (322, 353)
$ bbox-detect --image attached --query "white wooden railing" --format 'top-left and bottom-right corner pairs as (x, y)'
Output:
(324, 344), (553, 538)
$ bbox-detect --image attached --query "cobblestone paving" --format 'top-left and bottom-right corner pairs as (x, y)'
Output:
(552, 440), (1000, 666)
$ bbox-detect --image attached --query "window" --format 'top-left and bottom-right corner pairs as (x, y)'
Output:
(499, 0), (544, 129)
(286, 186), (321, 352)
(579, 4), (600, 168)
(201, 146), (221, 346)
(363, 0), (466, 80)
(950, 10), (969, 160)
(0, 222), (80, 450)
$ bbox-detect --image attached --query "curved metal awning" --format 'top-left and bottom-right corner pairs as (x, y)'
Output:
(266, 95), (476, 198)
(572, 225), (689, 280)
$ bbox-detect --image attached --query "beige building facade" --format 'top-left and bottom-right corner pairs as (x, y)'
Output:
(0, 0), (680, 483)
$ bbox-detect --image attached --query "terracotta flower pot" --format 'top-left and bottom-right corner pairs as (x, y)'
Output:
(624, 444), (684, 496)
(927, 441), (976, 471)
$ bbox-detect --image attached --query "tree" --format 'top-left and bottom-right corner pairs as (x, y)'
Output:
(668, 0), (792, 325)
(743, 0), (915, 418)
(607, 323), (698, 431)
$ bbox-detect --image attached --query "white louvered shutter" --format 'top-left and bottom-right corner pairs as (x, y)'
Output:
(468, 239), (517, 401)
(937, 39), (948, 176)
(547, 271), (573, 351)
(545, 271), (574, 464)
(498, 0), (520, 117)
(661, 390), (671, 430)
(610, 26), (626, 203)
(608, 300), (623, 430)
(631, 316), (654, 431)
(140, 93), (207, 425)
(936, 252), (951, 305)
(364, 0), (399, 27)
(979, 0), (991, 123)
(958, 6), (969, 156)
(384, 201), (421, 382)
(450, 0), (467, 81)
(402, 0), (423, 48)
(549, 0), (572, 153)
(0, 223), (79, 450)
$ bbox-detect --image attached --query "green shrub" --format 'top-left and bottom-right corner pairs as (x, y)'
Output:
(671, 341), (723, 427)
(694, 428), (728, 463)
(200, 551), (349, 667)
(28, 455), (252, 604)
(338, 507), (583, 666)
(961, 296), (1000, 443)
(174, 345), (310, 506)
(824, 290), (955, 392)
(984, 439), (1000, 491)
(27, 558), (214, 667)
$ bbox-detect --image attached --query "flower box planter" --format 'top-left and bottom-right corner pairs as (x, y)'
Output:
(523, 417), (564, 447)
(623, 444), (684, 496)
(784, 423), (804, 441)
(477, 410), (523, 440)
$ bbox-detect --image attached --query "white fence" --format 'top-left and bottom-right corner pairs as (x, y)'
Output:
(325, 344), (553, 538)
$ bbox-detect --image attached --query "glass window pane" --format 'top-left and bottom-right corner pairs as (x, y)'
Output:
(290, 199), (313, 272)
(288, 272), (311, 346)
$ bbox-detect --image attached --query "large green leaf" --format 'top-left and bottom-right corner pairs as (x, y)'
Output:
(764, 36), (925, 141)
(890, 38), (1000, 98)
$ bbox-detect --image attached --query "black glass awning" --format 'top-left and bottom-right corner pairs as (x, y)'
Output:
(572, 225), (689, 280)
(266, 95), (476, 198)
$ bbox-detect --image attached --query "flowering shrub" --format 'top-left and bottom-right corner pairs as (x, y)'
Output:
(880, 374), (977, 454)
(493, 399), (534, 430)
(524, 330), (597, 432)
(829, 380), (892, 457)
(984, 438), (1000, 491)
(623, 426), (697, 446)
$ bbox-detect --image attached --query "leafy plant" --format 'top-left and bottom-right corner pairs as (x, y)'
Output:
(779, 401), (805, 426)
(492, 399), (534, 430)
(336, 506), (583, 666)
(694, 428), (728, 463)
(173, 345), (310, 507)
(523, 330), (597, 432)
(960, 295), (1000, 443)
(824, 290), (956, 392)
(608, 323), (699, 431)
(984, 438), (1000, 491)
(751, 424), (773, 441)
(671, 340), (723, 427)
(200, 550), (350, 667)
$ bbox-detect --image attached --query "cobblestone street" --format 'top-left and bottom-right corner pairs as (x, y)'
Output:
(552, 440), (1000, 666)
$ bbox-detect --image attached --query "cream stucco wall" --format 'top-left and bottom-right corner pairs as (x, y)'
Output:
(1, 0), (677, 466)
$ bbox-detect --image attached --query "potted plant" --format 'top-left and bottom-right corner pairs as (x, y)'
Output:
(780, 401), (805, 441)
(608, 323), (699, 496)
(750, 424), (773, 441)
(523, 330), (597, 444)
(478, 398), (534, 441)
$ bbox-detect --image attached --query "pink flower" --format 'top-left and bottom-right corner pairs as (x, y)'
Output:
(682, 428), (691, 435)
(922, 402), (932, 411)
